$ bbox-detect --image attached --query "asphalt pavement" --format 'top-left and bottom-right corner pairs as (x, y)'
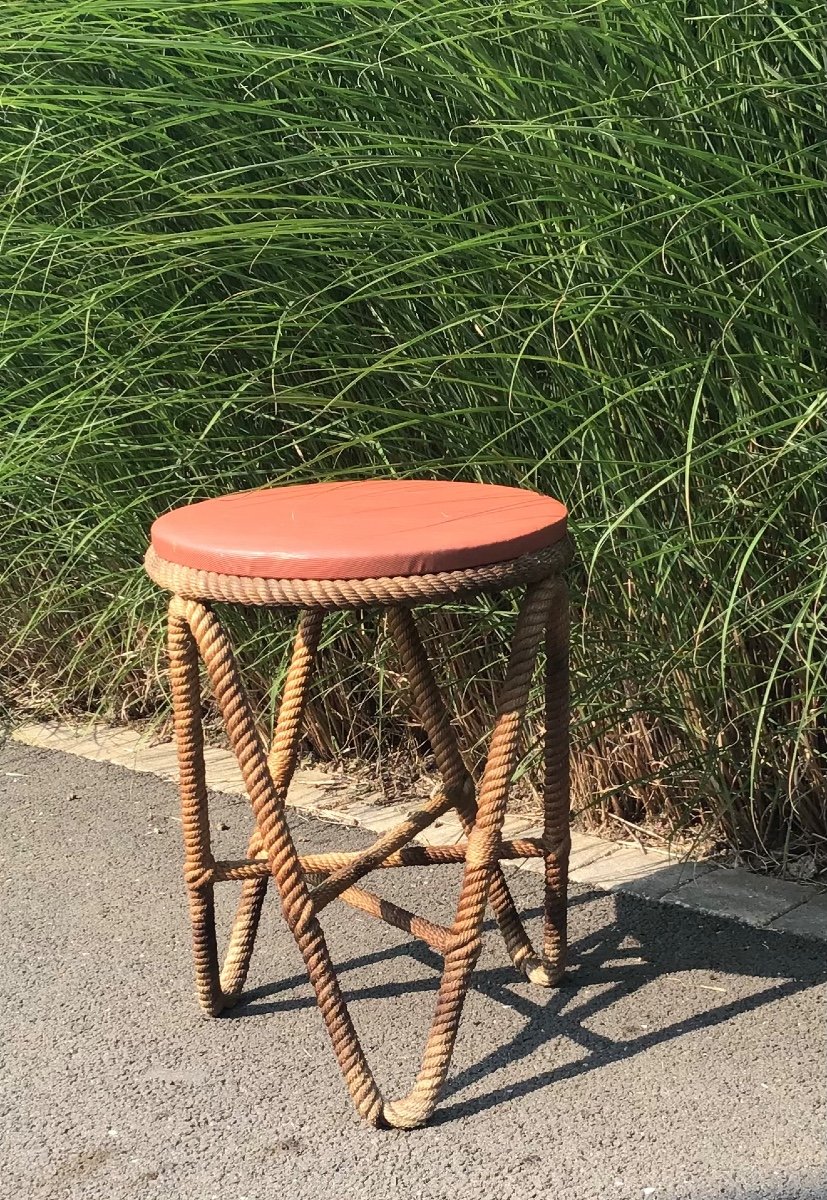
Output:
(1, 742), (824, 1200)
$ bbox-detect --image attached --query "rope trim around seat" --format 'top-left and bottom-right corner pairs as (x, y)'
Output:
(144, 536), (574, 608)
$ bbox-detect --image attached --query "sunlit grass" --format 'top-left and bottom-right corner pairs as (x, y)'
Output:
(1, 1), (826, 869)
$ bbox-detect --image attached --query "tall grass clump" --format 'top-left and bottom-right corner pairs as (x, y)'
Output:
(1, 1), (826, 870)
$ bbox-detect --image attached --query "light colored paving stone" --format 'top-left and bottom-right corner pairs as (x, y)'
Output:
(94, 738), (154, 770)
(668, 867), (817, 926)
(311, 806), (361, 827)
(767, 891), (827, 938)
(510, 824), (546, 872)
(201, 747), (234, 766)
(417, 812), (466, 846)
(569, 831), (619, 870)
(571, 844), (662, 892)
(13, 721), (144, 764)
(285, 781), (331, 810)
(13, 723), (188, 778)
(12, 723), (322, 802)
(300, 767), (345, 790)
(205, 766), (246, 793)
(125, 744), (179, 777)
(358, 805), (411, 834)
(415, 813), (533, 848)
(569, 846), (718, 898)
(516, 823), (543, 840)
(12, 721), (76, 749)
(500, 814), (535, 839)
(514, 858), (544, 875)
(201, 747), (243, 790)
(202, 754), (246, 792)
(330, 800), (384, 823)
(494, 828), (615, 876)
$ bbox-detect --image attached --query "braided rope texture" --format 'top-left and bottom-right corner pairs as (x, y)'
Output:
(145, 537), (573, 607)
(159, 556), (571, 1128)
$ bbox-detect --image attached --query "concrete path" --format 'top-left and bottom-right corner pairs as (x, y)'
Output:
(1, 742), (825, 1200)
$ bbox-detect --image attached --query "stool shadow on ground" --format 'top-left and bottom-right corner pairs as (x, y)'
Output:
(225, 887), (826, 1127)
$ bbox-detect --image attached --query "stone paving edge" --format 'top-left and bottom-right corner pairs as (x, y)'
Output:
(8, 721), (826, 940)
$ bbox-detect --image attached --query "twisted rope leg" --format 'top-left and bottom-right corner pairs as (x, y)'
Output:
(381, 581), (554, 1127)
(183, 600), (386, 1126)
(168, 598), (323, 1014)
(388, 605), (539, 978)
(219, 614), (334, 1001)
(168, 582), (564, 1128)
(217, 830), (268, 1003)
(543, 580), (570, 976)
(387, 590), (567, 987)
(168, 599), (225, 1017)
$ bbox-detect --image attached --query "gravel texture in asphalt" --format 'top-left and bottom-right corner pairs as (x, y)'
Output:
(1, 742), (825, 1200)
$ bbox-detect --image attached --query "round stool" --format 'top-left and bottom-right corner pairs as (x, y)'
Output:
(144, 479), (573, 1129)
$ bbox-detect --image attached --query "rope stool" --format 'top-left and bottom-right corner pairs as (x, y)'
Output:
(145, 479), (573, 1128)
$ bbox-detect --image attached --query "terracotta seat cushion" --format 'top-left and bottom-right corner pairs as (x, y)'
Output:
(150, 479), (567, 581)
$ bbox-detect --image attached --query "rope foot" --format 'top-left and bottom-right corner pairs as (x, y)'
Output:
(380, 1102), (430, 1130)
(525, 960), (566, 988)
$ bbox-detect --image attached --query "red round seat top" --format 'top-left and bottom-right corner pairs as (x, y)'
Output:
(151, 480), (567, 581)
